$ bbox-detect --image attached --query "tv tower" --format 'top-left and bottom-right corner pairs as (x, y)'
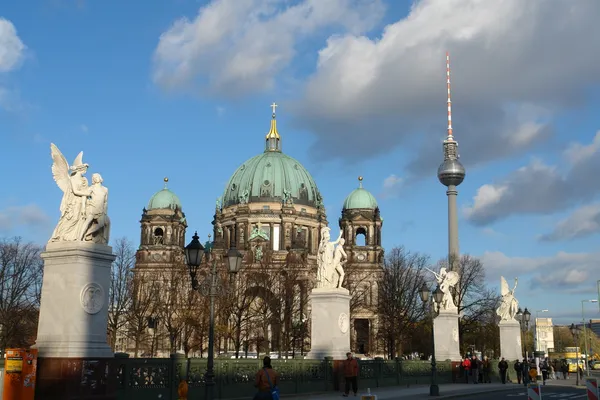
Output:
(437, 52), (465, 271)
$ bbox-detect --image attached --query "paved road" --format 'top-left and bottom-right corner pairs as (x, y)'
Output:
(457, 386), (586, 399)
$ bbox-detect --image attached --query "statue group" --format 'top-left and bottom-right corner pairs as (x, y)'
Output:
(428, 267), (460, 312)
(316, 227), (347, 289)
(49, 143), (110, 245)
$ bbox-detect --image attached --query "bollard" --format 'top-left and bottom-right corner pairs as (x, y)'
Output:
(527, 383), (542, 400)
(586, 377), (599, 400)
(360, 387), (378, 400)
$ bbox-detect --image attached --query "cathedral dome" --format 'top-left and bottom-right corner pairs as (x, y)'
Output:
(147, 178), (182, 211)
(222, 151), (321, 208)
(222, 106), (322, 208)
(343, 177), (378, 210)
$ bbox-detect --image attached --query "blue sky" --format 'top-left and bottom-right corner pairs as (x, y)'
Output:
(1, 0), (600, 325)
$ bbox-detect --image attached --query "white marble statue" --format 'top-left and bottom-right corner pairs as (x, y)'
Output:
(316, 227), (345, 289)
(427, 267), (459, 312)
(496, 276), (518, 321)
(50, 144), (110, 244)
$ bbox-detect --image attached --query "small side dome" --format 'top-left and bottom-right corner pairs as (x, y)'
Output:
(147, 177), (182, 211)
(343, 176), (378, 210)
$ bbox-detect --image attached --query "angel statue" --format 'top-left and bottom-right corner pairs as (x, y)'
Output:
(426, 267), (459, 312)
(49, 143), (110, 244)
(496, 276), (518, 321)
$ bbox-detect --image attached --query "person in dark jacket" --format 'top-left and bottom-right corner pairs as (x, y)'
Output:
(482, 356), (492, 383)
(514, 360), (523, 384)
(498, 357), (509, 384)
(471, 355), (480, 384)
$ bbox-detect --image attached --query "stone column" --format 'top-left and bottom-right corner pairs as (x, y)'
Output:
(34, 242), (115, 358)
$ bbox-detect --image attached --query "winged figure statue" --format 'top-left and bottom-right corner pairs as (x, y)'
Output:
(496, 276), (519, 321)
(427, 267), (459, 312)
(49, 143), (110, 244)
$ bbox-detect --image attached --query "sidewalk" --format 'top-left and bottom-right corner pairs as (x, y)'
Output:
(284, 382), (520, 399)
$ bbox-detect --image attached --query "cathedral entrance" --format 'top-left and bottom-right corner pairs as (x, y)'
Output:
(354, 319), (370, 355)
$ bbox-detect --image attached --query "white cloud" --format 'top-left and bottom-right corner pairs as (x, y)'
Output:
(464, 131), (600, 225)
(481, 250), (600, 292)
(216, 106), (225, 117)
(0, 17), (27, 112)
(0, 204), (51, 232)
(380, 174), (402, 198)
(539, 203), (600, 242)
(80, 124), (89, 133)
(0, 18), (25, 72)
(292, 0), (599, 171)
(152, 0), (385, 96)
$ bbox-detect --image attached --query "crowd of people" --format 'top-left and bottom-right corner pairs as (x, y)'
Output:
(460, 355), (584, 386)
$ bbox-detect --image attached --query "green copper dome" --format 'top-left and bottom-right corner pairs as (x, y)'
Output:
(147, 178), (182, 210)
(343, 177), (378, 210)
(223, 151), (322, 208)
(222, 106), (323, 208)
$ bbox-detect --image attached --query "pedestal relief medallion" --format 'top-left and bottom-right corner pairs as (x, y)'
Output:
(338, 312), (349, 334)
(80, 283), (104, 315)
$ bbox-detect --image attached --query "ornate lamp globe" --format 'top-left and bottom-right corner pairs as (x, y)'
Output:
(437, 158), (466, 187)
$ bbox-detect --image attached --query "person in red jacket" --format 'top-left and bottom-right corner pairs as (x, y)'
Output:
(462, 356), (471, 383)
(342, 352), (359, 397)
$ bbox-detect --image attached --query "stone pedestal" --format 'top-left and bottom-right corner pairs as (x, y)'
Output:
(433, 310), (462, 361)
(33, 242), (115, 358)
(307, 288), (351, 360)
(499, 319), (522, 361)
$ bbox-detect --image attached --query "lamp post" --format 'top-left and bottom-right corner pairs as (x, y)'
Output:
(569, 323), (581, 386)
(581, 299), (598, 376)
(419, 282), (444, 397)
(185, 232), (243, 400)
(515, 307), (531, 359)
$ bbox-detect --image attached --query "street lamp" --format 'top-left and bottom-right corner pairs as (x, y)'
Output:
(569, 323), (581, 386)
(185, 232), (243, 400)
(515, 307), (531, 359)
(581, 299), (598, 376)
(419, 282), (444, 397)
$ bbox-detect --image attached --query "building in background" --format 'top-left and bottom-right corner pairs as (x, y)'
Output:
(535, 318), (555, 355)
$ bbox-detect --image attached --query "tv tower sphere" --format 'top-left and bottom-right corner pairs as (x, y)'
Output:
(437, 158), (465, 187)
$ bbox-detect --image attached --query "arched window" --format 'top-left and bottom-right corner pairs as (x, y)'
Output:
(355, 227), (367, 246)
(153, 228), (164, 245)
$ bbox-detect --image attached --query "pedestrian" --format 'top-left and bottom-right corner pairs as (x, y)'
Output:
(253, 356), (279, 400)
(482, 356), (492, 383)
(541, 360), (548, 385)
(471, 355), (480, 384)
(514, 359), (522, 384)
(498, 357), (509, 384)
(342, 352), (359, 397)
(522, 359), (530, 386)
(462, 356), (471, 384)
(550, 363), (555, 380)
(561, 362), (569, 379)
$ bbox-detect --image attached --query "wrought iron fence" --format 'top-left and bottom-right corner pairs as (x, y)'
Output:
(35, 355), (465, 400)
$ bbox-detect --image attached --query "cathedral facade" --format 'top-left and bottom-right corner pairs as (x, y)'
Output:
(132, 108), (384, 357)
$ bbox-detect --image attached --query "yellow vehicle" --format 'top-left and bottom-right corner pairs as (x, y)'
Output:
(549, 348), (585, 373)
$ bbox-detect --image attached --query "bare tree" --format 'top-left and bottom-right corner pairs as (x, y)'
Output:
(0, 237), (43, 354)
(377, 246), (429, 359)
(107, 237), (135, 351)
(126, 270), (160, 357)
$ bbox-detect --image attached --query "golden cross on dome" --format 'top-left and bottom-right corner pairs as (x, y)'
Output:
(270, 102), (278, 116)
